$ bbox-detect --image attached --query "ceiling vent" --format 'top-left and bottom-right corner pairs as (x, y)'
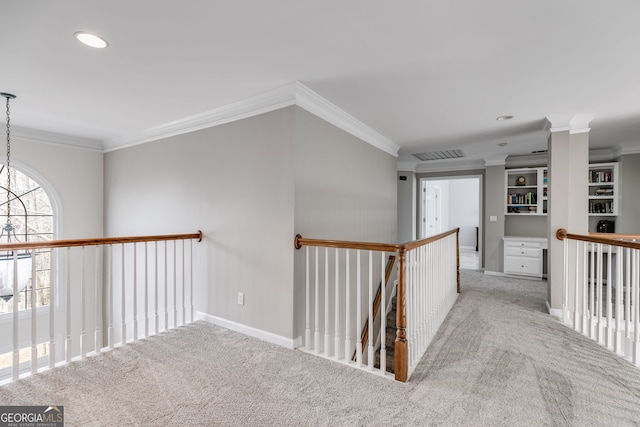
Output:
(412, 149), (465, 161)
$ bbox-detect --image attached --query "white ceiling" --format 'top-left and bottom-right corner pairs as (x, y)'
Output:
(3, 1), (640, 168)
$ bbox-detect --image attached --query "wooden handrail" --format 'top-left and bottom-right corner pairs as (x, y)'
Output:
(556, 228), (640, 250)
(294, 234), (400, 253)
(402, 228), (459, 251)
(588, 232), (640, 241)
(294, 228), (460, 254)
(0, 231), (203, 251)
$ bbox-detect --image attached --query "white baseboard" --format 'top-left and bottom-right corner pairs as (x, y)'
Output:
(459, 245), (476, 250)
(196, 312), (297, 349)
(546, 302), (563, 320)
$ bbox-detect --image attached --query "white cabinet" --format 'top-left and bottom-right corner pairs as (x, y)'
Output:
(503, 237), (547, 279)
(505, 167), (547, 215)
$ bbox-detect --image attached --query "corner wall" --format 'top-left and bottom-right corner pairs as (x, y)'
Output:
(104, 108), (296, 342)
(293, 107), (397, 342)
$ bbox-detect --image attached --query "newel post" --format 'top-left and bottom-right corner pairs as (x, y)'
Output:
(394, 248), (408, 382)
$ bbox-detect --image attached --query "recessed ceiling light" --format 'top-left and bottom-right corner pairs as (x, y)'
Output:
(74, 31), (109, 49)
(498, 142), (508, 147)
(496, 115), (513, 121)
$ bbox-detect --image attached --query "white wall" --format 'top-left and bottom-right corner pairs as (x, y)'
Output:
(104, 108), (296, 342)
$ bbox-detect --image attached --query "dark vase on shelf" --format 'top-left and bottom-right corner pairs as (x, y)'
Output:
(596, 220), (615, 233)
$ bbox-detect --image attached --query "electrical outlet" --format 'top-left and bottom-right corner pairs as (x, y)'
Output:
(237, 292), (244, 306)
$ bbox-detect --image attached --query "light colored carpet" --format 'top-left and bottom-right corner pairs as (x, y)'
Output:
(459, 247), (480, 270)
(2, 271), (640, 426)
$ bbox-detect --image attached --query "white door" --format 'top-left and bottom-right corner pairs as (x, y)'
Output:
(422, 182), (442, 238)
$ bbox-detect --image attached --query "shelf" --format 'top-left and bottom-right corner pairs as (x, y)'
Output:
(588, 162), (618, 232)
(505, 167), (547, 216)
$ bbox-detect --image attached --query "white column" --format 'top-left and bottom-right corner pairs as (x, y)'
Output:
(546, 114), (591, 317)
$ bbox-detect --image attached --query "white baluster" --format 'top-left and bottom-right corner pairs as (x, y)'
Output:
(155, 241), (159, 334)
(334, 248), (340, 360)
(66, 247), (72, 363)
(182, 240), (186, 325)
(634, 249), (640, 366)
(305, 247), (310, 349)
(31, 250), (37, 375)
(80, 247), (86, 358)
(380, 251), (386, 374)
(356, 250), (362, 367)
(325, 247), (330, 356)
(615, 243), (623, 354)
(589, 246), (595, 339)
(108, 245), (114, 349)
(144, 242), (149, 337)
(314, 247), (320, 353)
(606, 245), (614, 349)
(173, 241), (177, 328)
(189, 239), (194, 323)
(12, 252), (19, 380)
(122, 243), (126, 344)
(597, 243), (604, 344)
(562, 238), (569, 323)
(368, 250), (374, 370)
(344, 250), (351, 361)
(573, 240), (580, 331)
(625, 248), (631, 355)
(133, 243), (138, 341)
(95, 246), (102, 354)
(49, 248), (56, 369)
(164, 241), (168, 332)
(582, 242), (589, 336)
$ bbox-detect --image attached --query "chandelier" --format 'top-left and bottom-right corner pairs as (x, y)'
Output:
(0, 92), (32, 302)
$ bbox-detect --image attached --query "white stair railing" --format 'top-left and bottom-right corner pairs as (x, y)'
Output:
(0, 231), (201, 384)
(295, 228), (460, 382)
(405, 231), (459, 377)
(556, 229), (640, 366)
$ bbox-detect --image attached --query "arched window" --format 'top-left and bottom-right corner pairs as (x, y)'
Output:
(0, 166), (53, 314)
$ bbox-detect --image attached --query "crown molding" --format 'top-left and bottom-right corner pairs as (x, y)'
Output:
(102, 81), (399, 157)
(293, 82), (400, 157)
(505, 153), (548, 168)
(484, 155), (508, 167)
(617, 141), (640, 156)
(397, 162), (418, 172)
(103, 83), (298, 152)
(545, 113), (593, 134)
(12, 126), (103, 151)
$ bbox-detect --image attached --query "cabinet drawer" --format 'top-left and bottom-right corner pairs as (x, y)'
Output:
(505, 246), (540, 258)
(504, 241), (541, 249)
(505, 256), (542, 276)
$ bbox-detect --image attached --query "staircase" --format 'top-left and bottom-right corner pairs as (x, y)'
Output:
(375, 295), (396, 374)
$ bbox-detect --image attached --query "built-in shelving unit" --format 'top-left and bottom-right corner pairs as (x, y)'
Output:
(588, 162), (618, 232)
(505, 167), (547, 216)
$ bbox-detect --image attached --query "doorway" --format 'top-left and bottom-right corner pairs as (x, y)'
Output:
(420, 176), (482, 270)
